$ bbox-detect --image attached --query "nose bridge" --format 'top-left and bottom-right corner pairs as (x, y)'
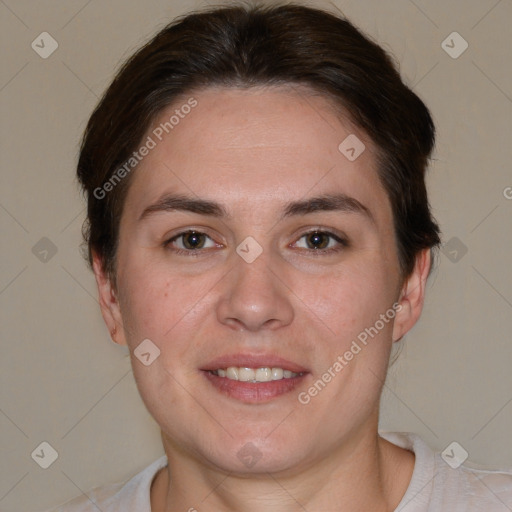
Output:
(216, 243), (294, 331)
(234, 246), (276, 294)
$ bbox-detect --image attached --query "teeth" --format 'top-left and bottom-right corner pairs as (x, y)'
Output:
(255, 367), (272, 381)
(226, 367), (239, 380)
(238, 367), (254, 381)
(271, 367), (283, 380)
(213, 366), (300, 382)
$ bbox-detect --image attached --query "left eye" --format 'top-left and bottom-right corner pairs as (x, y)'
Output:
(293, 231), (346, 252)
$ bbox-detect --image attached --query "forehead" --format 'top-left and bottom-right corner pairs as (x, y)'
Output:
(122, 86), (392, 226)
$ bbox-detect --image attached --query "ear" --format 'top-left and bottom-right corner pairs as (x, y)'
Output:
(392, 248), (431, 342)
(92, 251), (127, 346)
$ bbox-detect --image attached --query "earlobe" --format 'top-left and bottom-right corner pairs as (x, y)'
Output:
(392, 249), (431, 342)
(92, 251), (127, 346)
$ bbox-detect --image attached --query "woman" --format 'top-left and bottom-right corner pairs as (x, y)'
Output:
(46, 2), (512, 511)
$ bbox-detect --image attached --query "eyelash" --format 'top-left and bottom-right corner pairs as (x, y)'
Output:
(163, 229), (348, 257)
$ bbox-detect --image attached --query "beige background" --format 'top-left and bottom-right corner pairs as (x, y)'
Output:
(0, 0), (511, 510)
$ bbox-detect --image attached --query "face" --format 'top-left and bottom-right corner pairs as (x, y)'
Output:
(94, 86), (428, 475)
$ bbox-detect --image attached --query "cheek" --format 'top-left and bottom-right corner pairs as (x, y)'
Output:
(295, 257), (397, 344)
(117, 258), (217, 354)
(116, 264), (205, 410)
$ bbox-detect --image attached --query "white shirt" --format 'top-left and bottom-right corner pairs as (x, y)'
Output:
(43, 432), (512, 511)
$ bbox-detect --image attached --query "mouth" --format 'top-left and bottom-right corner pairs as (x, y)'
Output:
(201, 355), (309, 403)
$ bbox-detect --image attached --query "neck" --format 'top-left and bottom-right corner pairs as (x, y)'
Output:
(151, 424), (415, 512)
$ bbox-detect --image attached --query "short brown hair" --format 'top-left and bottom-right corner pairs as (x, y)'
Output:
(77, 2), (441, 286)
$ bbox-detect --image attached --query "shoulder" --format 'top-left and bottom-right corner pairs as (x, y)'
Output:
(433, 455), (512, 510)
(380, 431), (512, 511)
(40, 482), (123, 512)
(40, 455), (168, 512)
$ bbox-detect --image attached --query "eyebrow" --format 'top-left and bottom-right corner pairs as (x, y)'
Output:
(138, 192), (375, 224)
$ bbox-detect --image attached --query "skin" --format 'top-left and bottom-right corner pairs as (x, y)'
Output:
(93, 86), (431, 512)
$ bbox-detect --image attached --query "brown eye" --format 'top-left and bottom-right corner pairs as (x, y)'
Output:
(181, 231), (206, 249)
(164, 230), (217, 255)
(305, 231), (330, 249)
(293, 230), (348, 254)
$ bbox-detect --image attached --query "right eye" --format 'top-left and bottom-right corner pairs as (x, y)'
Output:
(163, 230), (219, 256)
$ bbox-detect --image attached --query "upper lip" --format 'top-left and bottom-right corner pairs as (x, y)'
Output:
(201, 354), (309, 373)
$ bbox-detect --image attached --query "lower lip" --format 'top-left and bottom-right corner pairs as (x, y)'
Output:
(202, 371), (308, 403)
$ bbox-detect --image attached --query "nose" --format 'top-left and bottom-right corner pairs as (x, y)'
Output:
(216, 249), (294, 332)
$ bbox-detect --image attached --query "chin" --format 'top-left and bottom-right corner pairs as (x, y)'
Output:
(198, 435), (309, 475)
